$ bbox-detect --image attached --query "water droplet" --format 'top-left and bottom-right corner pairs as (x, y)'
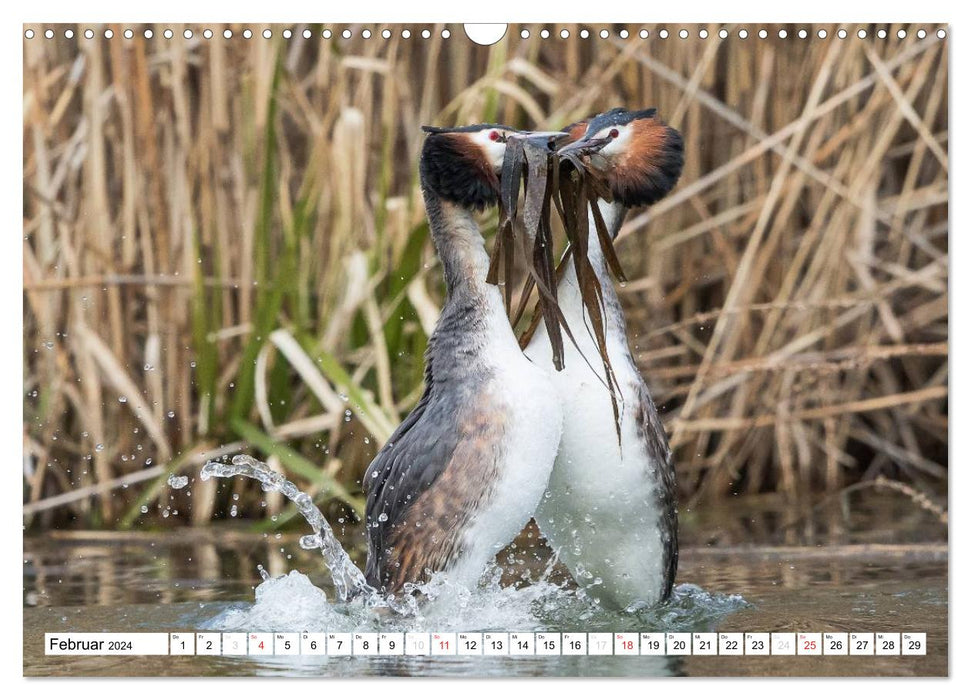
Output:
(140, 505), (149, 514)
(167, 475), (189, 489)
(43, 341), (54, 350)
(94, 444), (104, 452)
(299, 534), (322, 550)
(377, 512), (389, 522)
(167, 411), (175, 418)
(118, 396), (128, 404)
(144, 363), (154, 371)
(230, 505), (238, 517)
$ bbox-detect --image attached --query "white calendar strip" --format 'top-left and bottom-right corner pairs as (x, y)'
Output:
(44, 631), (927, 656)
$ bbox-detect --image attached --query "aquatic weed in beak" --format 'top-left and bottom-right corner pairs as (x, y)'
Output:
(483, 126), (630, 442)
(553, 158), (627, 442)
(488, 131), (572, 371)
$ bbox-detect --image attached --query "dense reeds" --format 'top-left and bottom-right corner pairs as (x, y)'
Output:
(23, 23), (948, 529)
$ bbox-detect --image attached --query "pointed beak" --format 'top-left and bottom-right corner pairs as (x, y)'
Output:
(557, 137), (610, 157)
(527, 130), (572, 140)
(510, 130), (571, 152)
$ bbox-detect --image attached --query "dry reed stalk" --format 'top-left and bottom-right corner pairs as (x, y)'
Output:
(22, 23), (948, 527)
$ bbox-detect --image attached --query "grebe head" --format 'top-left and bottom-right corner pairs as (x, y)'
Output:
(420, 124), (522, 211)
(557, 108), (684, 208)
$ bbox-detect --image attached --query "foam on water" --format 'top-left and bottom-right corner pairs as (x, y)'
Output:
(203, 564), (748, 635)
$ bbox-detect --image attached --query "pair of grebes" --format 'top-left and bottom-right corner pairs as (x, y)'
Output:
(364, 108), (684, 611)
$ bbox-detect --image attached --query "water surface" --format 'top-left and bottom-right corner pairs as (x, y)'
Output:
(23, 491), (947, 677)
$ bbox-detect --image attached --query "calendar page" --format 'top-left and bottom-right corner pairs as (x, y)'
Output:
(21, 13), (949, 682)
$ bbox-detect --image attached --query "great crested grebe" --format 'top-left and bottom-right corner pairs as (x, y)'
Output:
(526, 108), (685, 609)
(364, 124), (564, 595)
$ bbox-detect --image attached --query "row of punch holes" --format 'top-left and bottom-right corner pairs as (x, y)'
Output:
(24, 25), (948, 42)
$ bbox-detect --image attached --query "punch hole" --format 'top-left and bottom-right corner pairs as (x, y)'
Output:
(84, 29), (94, 39)
(817, 29), (827, 39)
(916, 29), (926, 39)
(145, 29), (154, 39)
(837, 29), (847, 39)
(104, 29), (114, 39)
(124, 29), (134, 39)
(204, 29), (213, 39)
(877, 29), (887, 38)
(937, 29), (946, 38)
(381, 29), (391, 39)
(463, 24), (507, 46)
(699, 29), (708, 39)
(520, 29), (529, 39)
(758, 29), (767, 39)
(718, 29), (728, 39)
(897, 29), (906, 39)
(302, 29), (311, 39)
(241, 29), (252, 39)
(441, 29), (451, 39)
(798, 29), (808, 39)
(639, 29), (648, 39)
(342, 29), (351, 39)
(580, 29), (589, 39)
(560, 29), (569, 39)
(184, 29), (193, 39)
(599, 29), (609, 39)
(164, 29), (174, 39)
(363, 30), (373, 39)
(679, 29), (688, 39)
(263, 29), (273, 39)
(283, 29), (292, 39)
(45, 28), (54, 39)
(659, 29), (669, 39)
(540, 29), (550, 39)
(24, 29), (34, 39)
(402, 29), (411, 39)
(223, 29), (233, 39)
(65, 29), (74, 38)
(858, 29), (867, 39)
(323, 29), (332, 39)
(738, 29), (748, 39)
(420, 29), (429, 39)
(778, 29), (788, 38)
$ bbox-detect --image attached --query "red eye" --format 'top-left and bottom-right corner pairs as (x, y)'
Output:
(609, 128), (620, 138)
(489, 130), (501, 141)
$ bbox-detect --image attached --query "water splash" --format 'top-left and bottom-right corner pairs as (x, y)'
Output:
(201, 454), (377, 605)
(203, 561), (747, 636)
(204, 570), (351, 632)
(167, 475), (189, 490)
(199, 454), (749, 635)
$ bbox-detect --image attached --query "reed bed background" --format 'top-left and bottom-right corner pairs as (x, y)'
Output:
(22, 23), (948, 532)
